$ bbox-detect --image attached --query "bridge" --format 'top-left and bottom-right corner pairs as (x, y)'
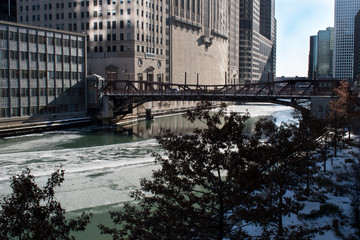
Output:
(98, 79), (340, 119)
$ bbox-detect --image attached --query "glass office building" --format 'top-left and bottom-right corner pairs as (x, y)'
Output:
(317, 27), (334, 78)
(334, 0), (360, 81)
(308, 35), (318, 79)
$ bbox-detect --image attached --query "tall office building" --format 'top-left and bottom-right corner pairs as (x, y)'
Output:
(317, 27), (334, 78)
(334, 0), (360, 81)
(239, 0), (276, 84)
(308, 35), (318, 79)
(17, 0), (167, 84)
(228, 0), (239, 85)
(354, 9), (360, 83)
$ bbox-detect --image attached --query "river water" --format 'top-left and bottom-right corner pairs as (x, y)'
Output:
(0, 103), (294, 239)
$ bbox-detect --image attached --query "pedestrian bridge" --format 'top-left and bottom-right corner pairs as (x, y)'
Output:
(99, 79), (339, 118)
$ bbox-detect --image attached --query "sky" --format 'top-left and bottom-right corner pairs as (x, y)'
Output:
(275, 0), (334, 77)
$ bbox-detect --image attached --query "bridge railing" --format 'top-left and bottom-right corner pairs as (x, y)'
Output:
(101, 79), (339, 98)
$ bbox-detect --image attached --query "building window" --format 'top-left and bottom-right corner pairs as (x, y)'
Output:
(94, 22), (98, 29)
(99, 22), (103, 29)
(112, 21), (116, 29)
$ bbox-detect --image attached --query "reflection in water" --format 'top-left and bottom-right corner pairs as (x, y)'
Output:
(118, 113), (265, 139)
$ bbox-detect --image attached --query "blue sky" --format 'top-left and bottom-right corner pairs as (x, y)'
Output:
(275, 0), (334, 77)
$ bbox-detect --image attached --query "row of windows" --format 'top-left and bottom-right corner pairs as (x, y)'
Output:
(0, 69), (82, 79)
(174, 0), (201, 14)
(0, 87), (81, 98)
(91, 45), (163, 55)
(89, 32), (163, 44)
(0, 30), (84, 48)
(1, 51), (83, 63)
(93, 20), (131, 30)
(19, 0), (132, 11)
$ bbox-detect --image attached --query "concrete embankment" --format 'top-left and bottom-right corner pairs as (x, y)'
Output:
(0, 117), (93, 138)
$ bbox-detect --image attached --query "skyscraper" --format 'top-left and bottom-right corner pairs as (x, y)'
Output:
(228, 0), (240, 85)
(308, 35), (318, 79)
(317, 27), (334, 78)
(334, 0), (360, 81)
(238, 0), (276, 84)
(354, 9), (360, 83)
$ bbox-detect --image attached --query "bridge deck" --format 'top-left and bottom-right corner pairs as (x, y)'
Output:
(98, 79), (339, 116)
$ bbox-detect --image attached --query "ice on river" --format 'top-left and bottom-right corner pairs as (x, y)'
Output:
(0, 138), (159, 211)
(0, 104), (294, 211)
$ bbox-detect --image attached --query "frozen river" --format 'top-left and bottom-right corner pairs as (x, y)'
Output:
(0, 103), (294, 239)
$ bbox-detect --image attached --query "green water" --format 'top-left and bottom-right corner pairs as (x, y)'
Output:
(0, 104), (294, 240)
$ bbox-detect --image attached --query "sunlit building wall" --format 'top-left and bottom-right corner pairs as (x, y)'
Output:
(238, 0), (276, 84)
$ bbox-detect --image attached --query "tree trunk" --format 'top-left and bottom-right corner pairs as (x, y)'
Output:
(278, 193), (283, 237)
(217, 167), (224, 240)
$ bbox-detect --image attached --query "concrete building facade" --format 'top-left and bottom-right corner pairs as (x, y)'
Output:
(334, 0), (360, 81)
(168, 0), (229, 86)
(16, 0), (232, 116)
(17, 0), (167, 84)
(238, 0), (276, 84)
(227, 0), (239, 85)
(0, 20), (86, 120)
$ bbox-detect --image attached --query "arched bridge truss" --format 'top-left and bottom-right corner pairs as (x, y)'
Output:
(100, 79), (339, 118)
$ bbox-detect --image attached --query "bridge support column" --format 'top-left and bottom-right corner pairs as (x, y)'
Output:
(310, 97), (335, 119)
(146, 109), (153, 120)
(101, 96), (114, 119)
